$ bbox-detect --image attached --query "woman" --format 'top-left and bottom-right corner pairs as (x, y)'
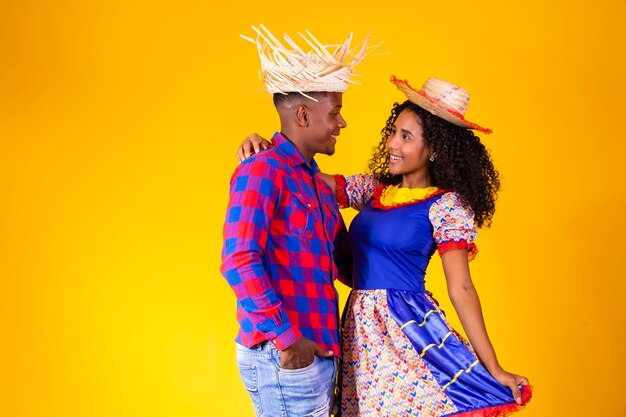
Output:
(238, 75), (532, 416)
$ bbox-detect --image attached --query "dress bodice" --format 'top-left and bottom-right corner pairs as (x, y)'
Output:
(349, 194), (441, 292)
(344, 179), (478, 291)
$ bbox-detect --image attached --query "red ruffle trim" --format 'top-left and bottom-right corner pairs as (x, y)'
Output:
(438, 240), (478, 262)
(370, 185), (448, 210)
(447, 385), (533, 417)
(334, 174), (349, 209)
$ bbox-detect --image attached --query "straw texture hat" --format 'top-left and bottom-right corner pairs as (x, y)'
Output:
(241, 25), (371, 99)
(390, 75), (492, 134)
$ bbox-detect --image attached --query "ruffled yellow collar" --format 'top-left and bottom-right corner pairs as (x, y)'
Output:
(372, 184), (445, 210)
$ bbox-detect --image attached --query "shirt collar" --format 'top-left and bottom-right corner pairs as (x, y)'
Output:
(272, 132), (320, 174)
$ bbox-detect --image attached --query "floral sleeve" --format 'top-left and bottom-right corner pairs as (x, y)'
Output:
(428, 192), (479, 261)
(334, 174), (379, 211)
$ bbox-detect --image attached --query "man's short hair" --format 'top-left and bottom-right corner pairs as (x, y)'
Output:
(273, 92), (329, 108)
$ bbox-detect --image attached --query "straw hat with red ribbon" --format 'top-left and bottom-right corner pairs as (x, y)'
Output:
(390, 75), (492, 134)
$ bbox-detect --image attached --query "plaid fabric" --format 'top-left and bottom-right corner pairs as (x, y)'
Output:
(221, 133), (350, 356)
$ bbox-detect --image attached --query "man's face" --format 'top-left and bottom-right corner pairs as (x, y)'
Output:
(302, 92), (347, 157)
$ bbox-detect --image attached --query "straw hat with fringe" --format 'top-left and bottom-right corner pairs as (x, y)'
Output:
(390, 75), (492, 134)
(241, 24), (372, 100)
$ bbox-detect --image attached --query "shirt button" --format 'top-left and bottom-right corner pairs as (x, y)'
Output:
(307, 204), (311, 208)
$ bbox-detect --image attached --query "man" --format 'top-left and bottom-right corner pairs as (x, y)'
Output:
(220, 25), (369, 416)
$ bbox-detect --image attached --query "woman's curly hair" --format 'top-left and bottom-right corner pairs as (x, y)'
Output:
(368, 100), (500, 228)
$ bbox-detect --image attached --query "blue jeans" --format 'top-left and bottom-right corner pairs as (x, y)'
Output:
(235, 342), (337, 417)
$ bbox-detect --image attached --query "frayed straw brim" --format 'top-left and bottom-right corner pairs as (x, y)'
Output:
(241, 25), (376, 99)
(390, 75), (492, 134)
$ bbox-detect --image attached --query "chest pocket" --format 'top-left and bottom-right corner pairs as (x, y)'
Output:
(286, 193), (319, 237)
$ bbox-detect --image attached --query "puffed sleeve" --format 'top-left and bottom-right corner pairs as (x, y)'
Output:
(428, 192), (478, 261)
(334, 174), (379, 211)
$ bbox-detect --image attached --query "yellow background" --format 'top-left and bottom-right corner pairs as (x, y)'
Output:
(2, 1), (625, 416)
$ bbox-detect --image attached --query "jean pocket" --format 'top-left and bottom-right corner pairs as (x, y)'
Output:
(275, 356), (336, 416)
(276, 354), (319, 374)
(237, 364), (263, 416)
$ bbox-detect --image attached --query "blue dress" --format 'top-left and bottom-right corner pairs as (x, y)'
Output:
(338, 177), (531, 417)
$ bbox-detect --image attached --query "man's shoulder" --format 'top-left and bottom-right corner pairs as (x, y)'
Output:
(250, 146), (288, 165)
(233, 147), (289, 177)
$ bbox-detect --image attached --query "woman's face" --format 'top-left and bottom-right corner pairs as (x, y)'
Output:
(386, 109), (432, 185)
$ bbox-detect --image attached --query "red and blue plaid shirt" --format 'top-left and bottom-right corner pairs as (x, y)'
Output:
(221, 133), (351, 356)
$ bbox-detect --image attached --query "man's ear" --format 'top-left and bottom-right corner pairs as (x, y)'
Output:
(295, 105), (309, 127)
